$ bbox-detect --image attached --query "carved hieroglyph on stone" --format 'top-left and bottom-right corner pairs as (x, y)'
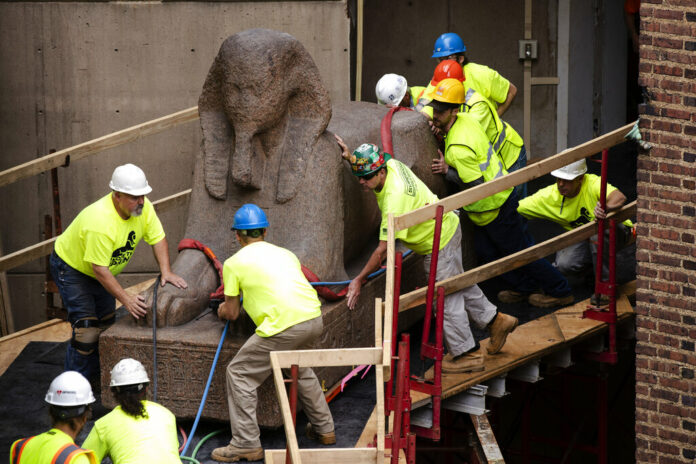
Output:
(101, 29), (449, 424)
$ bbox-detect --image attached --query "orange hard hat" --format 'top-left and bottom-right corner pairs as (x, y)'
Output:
(430, 60), (465, 86)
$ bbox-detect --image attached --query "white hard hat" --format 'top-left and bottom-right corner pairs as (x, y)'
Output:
(45, 371), (96, 407)
(551, 159), (587, 180)
(110, 358), (150, 387)
(109, 164), (152, 196)
(375, 73), (408, 107)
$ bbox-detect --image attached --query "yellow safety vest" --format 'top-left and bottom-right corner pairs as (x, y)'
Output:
(11, 429), (96, 464)
(409, 86), (426, 109)
(464, 89), (524, 171)
(445, 113), (513, 226)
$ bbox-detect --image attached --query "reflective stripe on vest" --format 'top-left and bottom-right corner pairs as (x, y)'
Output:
(11, 437), (34, 464)
(465, 87), (476, 102)
(492, 123), (506, 153)
(445, 114), (511, 213)
(52, 443), (83, 464)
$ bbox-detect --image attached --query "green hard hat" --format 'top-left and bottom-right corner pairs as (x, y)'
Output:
(349, 143), (392, 177)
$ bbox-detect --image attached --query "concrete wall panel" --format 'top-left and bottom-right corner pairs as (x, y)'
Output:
(0, 1), (349, 330)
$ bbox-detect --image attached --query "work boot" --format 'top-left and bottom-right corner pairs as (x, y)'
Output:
(497, 290), (529, 304)
(442, 348), (485, 374)
(306, 423), (336, 445)
(211, 444), (264, 462)
(487, 313), (519, 355)
(528, 292), (574, 309)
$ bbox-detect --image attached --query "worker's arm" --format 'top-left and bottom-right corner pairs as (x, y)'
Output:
(346, 240), (388, 310)
(595, 189), (627, 219)
(218, 295), (242, 321)
(92, 264), (148, 319)
(497, 83), (517, 116)
(152, 238), (188, 289)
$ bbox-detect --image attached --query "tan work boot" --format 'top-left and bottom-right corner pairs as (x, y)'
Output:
(306, 423), (336, 445)
(211, 444), (264, 462)
(487, 313), (519, 354)
(442, 348), (485, 374)
(528, 292), (574, 308)
(497, 290), (529, 304)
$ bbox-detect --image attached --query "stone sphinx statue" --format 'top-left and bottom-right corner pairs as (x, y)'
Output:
(146, 28), (445, 327)
(102, 28), (446, 424)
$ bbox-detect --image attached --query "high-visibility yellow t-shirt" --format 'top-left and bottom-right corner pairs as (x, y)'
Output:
(517, 174), (633, 230)
(463, 62), (511, 110)
(82, 401), (181, 464)
(375, 158), (458, 255)
(223, 241), (322, 338)
(54, 194), (165, 277)
(11, 429), (96, 464)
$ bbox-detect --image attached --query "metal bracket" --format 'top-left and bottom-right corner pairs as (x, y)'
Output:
(580, 334), (606, 353)
(509, 360), (543, 383)
(544, 347), (573, 369)
(442, 384), (489, 415)
(410, 403), (434, 429)
(484, 375), (508, 398)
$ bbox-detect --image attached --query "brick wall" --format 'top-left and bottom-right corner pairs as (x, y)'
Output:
(636, 2), (696, 463)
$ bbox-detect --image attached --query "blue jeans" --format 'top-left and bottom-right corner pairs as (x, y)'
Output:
(474, 193), (572, 297)
(508, 145), (528, 199)
(50, 252), (114, 381)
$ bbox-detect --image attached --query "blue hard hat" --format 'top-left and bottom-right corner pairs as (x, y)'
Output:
(432, 33), (466, 58)
(232, 204), (269, 230)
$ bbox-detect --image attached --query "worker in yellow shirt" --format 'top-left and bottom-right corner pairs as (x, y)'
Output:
(82, 358), (181, 463)
(426, 60), (528, 199)
(427, 79), (573, 308)
(51, 163), (187, 383)
(10, 371), (97, 464)
(375, 73), (426, 109)
(518, 159), (636, 289)
(431, 32), (517, 116)
(335, 136), (518, 373)
(211, 204), (335, 462)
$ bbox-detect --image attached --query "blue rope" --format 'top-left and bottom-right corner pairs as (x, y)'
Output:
(309, 250), (412, 287)
(181, 319), (230, 457)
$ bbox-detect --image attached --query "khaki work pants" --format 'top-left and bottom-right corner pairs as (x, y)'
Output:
(226, 316), (334, 449)
(423, 224), (498, 356)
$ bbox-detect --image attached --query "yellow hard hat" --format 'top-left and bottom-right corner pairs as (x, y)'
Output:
(427, 78), (465, 105)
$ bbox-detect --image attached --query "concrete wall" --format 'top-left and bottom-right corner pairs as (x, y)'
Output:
(0, 1), (350, 331)
(362, 0), (558, 159)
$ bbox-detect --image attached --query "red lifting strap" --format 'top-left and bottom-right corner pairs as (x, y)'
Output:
(301, 265), (349, 302)
(380, 106), (412, 155)
(178, 239), (225, 300)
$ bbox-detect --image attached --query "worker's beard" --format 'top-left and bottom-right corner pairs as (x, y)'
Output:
(131, 204), (144, 217)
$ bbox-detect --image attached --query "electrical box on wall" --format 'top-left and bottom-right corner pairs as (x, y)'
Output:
(518, 39), (538, 60)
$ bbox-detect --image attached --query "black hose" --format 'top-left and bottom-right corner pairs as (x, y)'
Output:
(152, 275), (160, 401)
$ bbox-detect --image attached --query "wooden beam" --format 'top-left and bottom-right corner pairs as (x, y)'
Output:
(374, 298), (385, 459)
(0, 236), (14, 335)
(393, 122), (634, 231)
(396, 202), (636, 312)
(470, 414), (505, 464)
(271, 347), (382, 369)
(0, 189), (191, 273)
(0, 107), (199, 188)
(382, 214), (396, 381)
(0, 318), (64, 343)
(264, 448), (378, 464)
(152, 189), (191, 214)
(270, 351), (302, 464)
